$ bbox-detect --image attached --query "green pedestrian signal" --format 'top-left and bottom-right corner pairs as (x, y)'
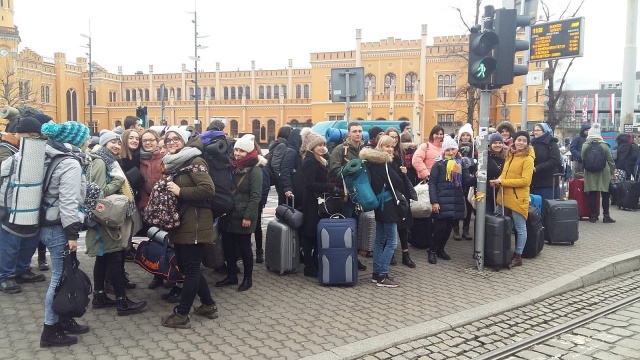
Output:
(468, 31), (499, 87)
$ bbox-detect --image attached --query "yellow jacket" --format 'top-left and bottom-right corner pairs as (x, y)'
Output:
(497, 147), (535, 219)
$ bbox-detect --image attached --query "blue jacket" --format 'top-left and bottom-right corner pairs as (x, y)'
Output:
(428, 158), (475, 220)
(569, 124), (590, 161)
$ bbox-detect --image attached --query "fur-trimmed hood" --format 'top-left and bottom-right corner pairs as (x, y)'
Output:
(496, 121), (516, 137)
(402, 142), (419, 150)
(359, 147), (392, 164)
(257, 154), (268, 167)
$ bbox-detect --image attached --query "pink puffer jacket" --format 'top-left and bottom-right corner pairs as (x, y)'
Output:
(412, 141), (443, 180)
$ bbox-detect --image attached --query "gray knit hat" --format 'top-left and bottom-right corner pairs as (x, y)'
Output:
(99, 130), (121, 146)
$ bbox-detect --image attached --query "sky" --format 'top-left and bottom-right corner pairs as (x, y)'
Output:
(12, 0), (626, 90)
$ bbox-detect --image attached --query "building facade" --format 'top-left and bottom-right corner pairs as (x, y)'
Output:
(0, 2), (545, 143)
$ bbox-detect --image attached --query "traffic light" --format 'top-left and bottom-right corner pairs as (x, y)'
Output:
(493, 8), (531, 86)
(136, 106), (148, 128)
(467, 7), (499, 88)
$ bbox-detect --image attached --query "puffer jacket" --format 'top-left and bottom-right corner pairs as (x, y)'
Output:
(359, 148), (404, 223)
(569, 124), (590, 161)
(268, 137), (288, 176)
(280, 129), (303, 200)
(412, 141), (443, 180)
(328, 137), (364, 182)
(582, 138), (615, 192)
(428, 157), (474, 220)
(167, 138), (216, 245)
(531, 136), (561, 188)
(224, 158), (264, 235)
(615, 134), (639, 176)
(301, 151), (335, 238)
(497, 146), (535, 220)
(138, 150), (164, 209)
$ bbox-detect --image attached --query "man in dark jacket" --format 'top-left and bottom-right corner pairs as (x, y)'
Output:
(569, 124), (590, 174)
(615, 133), (639, 180)
(268, 126), (293, 204)
(531, 123), (562, 200)
(280, 128), (304, 208)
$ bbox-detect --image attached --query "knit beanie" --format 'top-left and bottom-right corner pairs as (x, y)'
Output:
(488, 133), (504, 145)
(234, 134), (255, 153)
(165, 126), (190, 144)
(513, 130), (530, 145)
(304, 131), (325, 151)
(33, 113), (53, 126)
(99, 130), (121, 147)
(399, 121), (410, 132)
(458, 123), (474, 142)
(441, 135), (458, 154)
(368, 126), (384, 141)
(588, 122), (601, 137)
(14, 117), (43, 134)
(41, 121), (90, 148)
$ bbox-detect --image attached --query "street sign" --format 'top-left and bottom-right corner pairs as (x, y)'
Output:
(624, 124), (638, 133)
(330, 67), (365, 103)
(501, 106), (510, 117)
(530, 17), (585, 61)
(527, 70), (544, 85)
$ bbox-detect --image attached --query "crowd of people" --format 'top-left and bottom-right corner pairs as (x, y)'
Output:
(0, 114), (631, 347)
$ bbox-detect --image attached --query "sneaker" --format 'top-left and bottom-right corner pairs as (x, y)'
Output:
(38, 261), (50, 272)
(15, 270), (46, 283)
(162, 286), (181, 303)
(357, 260), (367, 271)
(193, 303), (219, 319)
(371, 273), (383, 283)
(376, 276), (399, 288)
(0, 278), (22, 294)
(162, 311), (190, 329)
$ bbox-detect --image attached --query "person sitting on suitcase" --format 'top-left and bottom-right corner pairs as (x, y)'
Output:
(489, 131), (535, 268)
(581, 123), (616, 223)
(428, 136), (475, 265)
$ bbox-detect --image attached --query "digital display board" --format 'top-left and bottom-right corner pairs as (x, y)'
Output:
(530, 17), (584, 61)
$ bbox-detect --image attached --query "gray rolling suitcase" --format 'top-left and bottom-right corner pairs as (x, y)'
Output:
(484, 187), (513, 269)
(543, 175), (579, 245)
(265, 219), (300, 275)
(357, 211), (375, 253)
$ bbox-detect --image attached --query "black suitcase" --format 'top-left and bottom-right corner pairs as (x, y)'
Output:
(616, 181), (640, 211)
(543, 175), (579, 245)
(409, 217), (432, 249)
(485, 188), (513, 269)
(522, 206), (544, 259)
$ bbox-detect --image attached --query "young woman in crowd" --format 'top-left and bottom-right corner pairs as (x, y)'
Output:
(413, 125), (445, 181)
(453, 124), (476, 241)
(87, 130), (147, 316)
(216, 134), (263, 292)
(530, 122), (561, 200)
(428, 136), (475, 264)
(490, 131), (535, 267)
(160, 127), (218, 328)
(300, 129), (337, 277)
(496, 121), (516, 149)
(487, 133), (506, 214)
(581, 123), (616, 223)
(385, 127), (415, 268)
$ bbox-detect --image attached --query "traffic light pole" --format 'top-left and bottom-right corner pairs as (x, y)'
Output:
(520, 1), (530, 132)
(474, 88), (491, 272)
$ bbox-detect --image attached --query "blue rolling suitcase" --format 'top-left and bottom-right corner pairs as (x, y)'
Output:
(317, 216), (358, 286)
(529, 194), (542, 214)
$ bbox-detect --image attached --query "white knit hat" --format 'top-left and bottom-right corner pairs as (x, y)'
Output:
(165, 126), (190, 144)
(457, 123), (474, 142)
(234, 134), (255, 153)
(588, 122), (601, 137)
(442, 135), (458, 154)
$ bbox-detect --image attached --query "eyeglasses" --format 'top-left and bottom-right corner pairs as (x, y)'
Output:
(165, 137), (182, 144)
(141, 139), (157, 143)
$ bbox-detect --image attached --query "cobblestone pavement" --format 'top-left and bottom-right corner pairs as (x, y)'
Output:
(361, 270), (640, 360)
(1, 188), (640, 359)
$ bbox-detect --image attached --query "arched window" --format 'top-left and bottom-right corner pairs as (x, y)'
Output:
(303, 84), (310, 99)
(376, 117), (386, 120)
(144, 89), (150, 101)
(210, 87), (216, 100)
(296, 85), (302, 99)
(125, 89), (131, 101)
(148, 120), (155, 127)
(305, 119), (313, 127)
(176, 88), (182, 101)
(223, 86), (229, 100)
(365, 74), (376, 95)
(398, 117), (410, 121)
(266, 86), (272, 99)
(259, 86), (264, 99)
(170, 88), (175, 98)
(66, 89), (77, 121)
(267, 120), (276, 142)
(405, 72), (417, 93)
(238, 86), (243, 99)
(274, 85), (279, 99)
(230, 120), (238, 138)
(231, 87), (236, 100)
(282, 85), (287, 99)
(138, 89), (144, 101)
(252, 119), (261, 140)
(384, 73), (396, 94)
(131, 89), (137, 101)
(88, 90), (96, 106)
(245, 86), (250, 99)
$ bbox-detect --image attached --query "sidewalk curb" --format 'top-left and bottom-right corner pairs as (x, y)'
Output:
(302, 249), (640, 360)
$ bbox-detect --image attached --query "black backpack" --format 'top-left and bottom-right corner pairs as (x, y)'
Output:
(583, 141), (607, 172)
(202, 135), (235, 218)
(52, 250), (92, 318)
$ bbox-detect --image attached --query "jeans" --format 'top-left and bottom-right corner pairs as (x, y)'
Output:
(39, 225), (66, 325)
(0, 226), (41, 282)
(173, 243), (215, 315)
(497, 206), (527, 254)
(373, 221), (397, 276)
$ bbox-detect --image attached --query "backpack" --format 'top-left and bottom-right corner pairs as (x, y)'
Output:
(583, 141), (607, 172)
(52, 250), (92, 318)
(92, 194), (130, 237)
(340, 158), (380, 212)
(202, 138), (235, 218)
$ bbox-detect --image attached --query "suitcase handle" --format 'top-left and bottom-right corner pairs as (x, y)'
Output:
(286, 194), (295, 208)
(552, 173), (564, 200)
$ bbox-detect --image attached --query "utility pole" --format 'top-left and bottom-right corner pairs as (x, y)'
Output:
(620, 0), (638, 132)
(80, 29), (93, 134)
(189, 10), (208, 133)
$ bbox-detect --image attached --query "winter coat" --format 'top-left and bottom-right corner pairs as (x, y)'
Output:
(328, 137), (364, 183)
(497, 147), (535, 220)
(487, 151), (506, 207)
(224, 159), (264, 235)
(391, 153), (414, 230)
(138, 150), (164, 209)
(581, 138), (615, 192)
(412, 141), (443, 180)
(85, 154), (126, 257)
(38, 141), (86, 241)
(268, 137), (289, 176)
(280, 129), (304, 203)
(301, 151), (336, 238)
(428, 157), (474, 220)
(569, 124), (590, 161)
(615, 134), (639, 176)
(167, 138), (216, 245)
(531, 136), (561, 188)
(359, 148), (404, 223)
(496, 121), (516, 148)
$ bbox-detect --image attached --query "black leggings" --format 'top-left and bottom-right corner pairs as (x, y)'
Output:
(589, 191), (611, 215)
(222, 232), (253, 278)
(398, 228), (409, 251)
(94, 250), (126, 298)
(254, 208), (263, 251)
(432, 218), (457, 253)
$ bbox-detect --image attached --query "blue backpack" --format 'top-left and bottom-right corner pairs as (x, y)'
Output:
(340, 159), (380, 212)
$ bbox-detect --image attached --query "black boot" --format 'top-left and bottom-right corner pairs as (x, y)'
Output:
(58, 317), (90, 335)
(38, 249), (49, 271)
(603, 214), (616, 223)
(123, 272), (136, 289)
(237, 276), (252, 292)
(436, 249), (451, 260)
(402, 252), (416, 268)
(357, 260), (367, 271)
(40, 323), (77, 348)
(428, 251), (437, 264)
(255, 249), (264, 264)
(116, 297), (147, 316)
(92, 291), (118, 309)
(215, 275), (238, 287)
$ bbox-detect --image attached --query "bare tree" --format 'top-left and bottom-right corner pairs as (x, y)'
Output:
(540, 0), (585, 131)
(0, 58), (42, 108)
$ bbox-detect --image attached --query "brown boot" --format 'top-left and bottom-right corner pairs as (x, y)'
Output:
(510, 253), (522, 267)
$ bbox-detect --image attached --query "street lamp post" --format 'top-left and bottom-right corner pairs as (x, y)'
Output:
(80, 33), (93, 134)
(189, 10), (208, 133)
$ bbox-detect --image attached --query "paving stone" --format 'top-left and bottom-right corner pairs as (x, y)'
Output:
(591, 333), (621, 343)
(533, 344), (568, 357)
(592, 351), (625, 360)
(609, 345), (640, 359)
(516, 350), (548, 360)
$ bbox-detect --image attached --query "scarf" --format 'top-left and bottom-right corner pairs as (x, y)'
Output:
(94, 146), (118, 168)
(531, 132), (550, 144)
(443, 155), (462, 186)
(162, 147), (202, 173)
(139, 147), (155, 160)
(230, 149), (259, 174)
